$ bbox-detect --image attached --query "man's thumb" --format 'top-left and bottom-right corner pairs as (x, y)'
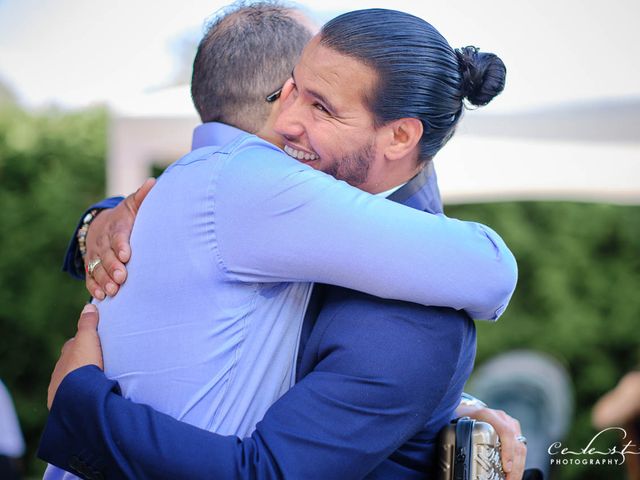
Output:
(131, 177), (156, 213)
(77, 304), (99, 332)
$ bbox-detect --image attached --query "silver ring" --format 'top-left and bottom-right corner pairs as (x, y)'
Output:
(516, 435), (527, 445)
(87, 258), (102, 276)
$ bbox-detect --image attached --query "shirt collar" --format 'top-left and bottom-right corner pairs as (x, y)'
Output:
(375, 183), (407, 198)
(191, 122), (245, 150)
(386, 163), (443, 214)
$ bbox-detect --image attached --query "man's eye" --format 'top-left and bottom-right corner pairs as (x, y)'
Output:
(313, 103), (329, 114)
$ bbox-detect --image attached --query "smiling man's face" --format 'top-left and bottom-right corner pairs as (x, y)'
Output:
(272, 35), (391, 192)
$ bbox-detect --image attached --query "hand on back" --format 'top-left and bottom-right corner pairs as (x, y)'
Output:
(84, 178), (155, 299)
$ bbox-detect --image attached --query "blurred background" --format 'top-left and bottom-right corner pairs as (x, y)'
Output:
(0, 0), (638, 478)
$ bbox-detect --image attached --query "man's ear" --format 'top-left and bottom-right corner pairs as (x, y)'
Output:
(382, 118), (423, 161)
(279, 78), (295, 103)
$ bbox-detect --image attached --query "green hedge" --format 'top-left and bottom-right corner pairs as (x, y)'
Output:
(0, 103), (106, 477)
(0, 103), (637, 479)
(446, 202), (640, 480)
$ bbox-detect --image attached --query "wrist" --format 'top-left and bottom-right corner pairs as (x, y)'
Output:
(77, 209), (101, 261)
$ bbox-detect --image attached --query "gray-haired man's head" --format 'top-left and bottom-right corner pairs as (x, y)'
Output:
(191, 2), (314, 133)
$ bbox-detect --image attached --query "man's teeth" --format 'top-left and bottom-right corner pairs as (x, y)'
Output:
(284, 144), (318, 161)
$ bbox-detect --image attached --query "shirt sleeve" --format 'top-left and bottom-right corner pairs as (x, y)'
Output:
(213, 138), (517, 320)
(38, 304), (472, 479)
(62, 197), (124, 280)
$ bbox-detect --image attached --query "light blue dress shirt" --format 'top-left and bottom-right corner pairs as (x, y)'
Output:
(45, 122), (516, 480)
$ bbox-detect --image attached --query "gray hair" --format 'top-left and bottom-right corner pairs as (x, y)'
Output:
(191, 1), (313, 133)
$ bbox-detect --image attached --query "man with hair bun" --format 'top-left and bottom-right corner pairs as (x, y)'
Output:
(40, 6), (526, 479)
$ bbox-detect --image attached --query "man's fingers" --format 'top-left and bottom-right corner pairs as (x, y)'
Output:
(482, 410), (517, 474)
(85, 276), (106, 300)
(509, 441), (527, 480)
(110, 226), (132, 265)
(456, 404), (527, 478)
(77, 304), (99, 332)
(505, 440), (526, 480)
(499, 428), (516, 474)
(95, 242), (127, 287)
(90, 228), (126, 293)
(497, 419), (525, 479)
(88, 259), (118, 296)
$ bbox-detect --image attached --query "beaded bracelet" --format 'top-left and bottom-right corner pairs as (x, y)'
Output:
(77, 209), (100, 260)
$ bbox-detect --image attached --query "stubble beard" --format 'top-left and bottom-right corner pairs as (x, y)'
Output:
(322, 141), (375, 187)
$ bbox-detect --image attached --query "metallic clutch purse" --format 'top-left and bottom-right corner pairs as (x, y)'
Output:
(437, 416), (505, 480)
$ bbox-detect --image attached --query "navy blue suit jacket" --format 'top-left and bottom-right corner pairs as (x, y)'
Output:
(39, 165), (477, 479)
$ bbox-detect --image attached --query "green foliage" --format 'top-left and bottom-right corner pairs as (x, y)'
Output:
(0, 103), (106, 476)
(447, 202), (640, 480)
(0, 102), (637, 479)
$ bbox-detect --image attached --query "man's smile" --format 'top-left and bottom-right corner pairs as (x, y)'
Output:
(283, 144), (319, 163)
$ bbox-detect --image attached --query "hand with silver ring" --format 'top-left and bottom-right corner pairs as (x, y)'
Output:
(454, 402), (527, 480)
(83, 178), (156, 300)
(87, 258), (102, 276)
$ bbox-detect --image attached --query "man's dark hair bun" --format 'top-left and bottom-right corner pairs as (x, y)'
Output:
(455, 46), (506, 107)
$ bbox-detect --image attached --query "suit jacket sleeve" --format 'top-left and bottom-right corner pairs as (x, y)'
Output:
(62, 197), (124, 280)
(38, 304), (472, 479)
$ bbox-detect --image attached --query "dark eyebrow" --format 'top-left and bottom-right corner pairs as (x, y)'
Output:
(291, 67), (338, 115)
